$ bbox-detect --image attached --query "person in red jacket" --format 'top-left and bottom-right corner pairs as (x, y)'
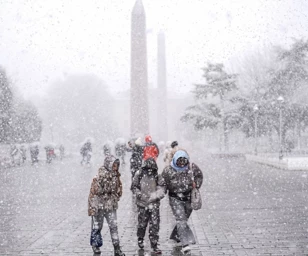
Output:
(143, 135), (159, 161)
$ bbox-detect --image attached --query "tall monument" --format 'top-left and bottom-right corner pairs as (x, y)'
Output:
(157, 31), (168, 140)
(131, 0), (149, 136)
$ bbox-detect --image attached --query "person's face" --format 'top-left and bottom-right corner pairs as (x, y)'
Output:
(112, 163), (119, 171)
(176, 157), (189, 167)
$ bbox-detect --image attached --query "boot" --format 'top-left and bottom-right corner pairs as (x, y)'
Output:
(92, 246), (101, 254)
(114, 244), (125, 256)
(181, 245), (191, 255)
(138, 237), (144, 249)
(151, 244), (162, 254)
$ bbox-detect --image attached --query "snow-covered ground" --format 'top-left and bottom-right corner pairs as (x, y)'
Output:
(1, 153), (308, 255)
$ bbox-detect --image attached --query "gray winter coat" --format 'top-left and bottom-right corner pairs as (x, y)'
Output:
(131, 169), (165, 208)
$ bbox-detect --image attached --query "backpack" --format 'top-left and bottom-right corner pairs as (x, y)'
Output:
(143, 143), (159, 161)
(135, 169), (159, 190)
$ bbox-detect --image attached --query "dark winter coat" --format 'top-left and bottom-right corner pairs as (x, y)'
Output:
(88, 156), (123, 216)
(161, 162), (203, 201)
(130, 144), (143, 171)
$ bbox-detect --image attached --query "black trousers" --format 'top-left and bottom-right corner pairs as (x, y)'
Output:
(137, 204), (160, 247)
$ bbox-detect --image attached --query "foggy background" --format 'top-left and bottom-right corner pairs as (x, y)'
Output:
(1, 0), (308, 152)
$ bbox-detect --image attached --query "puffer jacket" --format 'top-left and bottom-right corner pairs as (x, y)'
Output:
(88, 156), (123, 216)
(161, 151), (203, 201)
(131, 158), (165, 207)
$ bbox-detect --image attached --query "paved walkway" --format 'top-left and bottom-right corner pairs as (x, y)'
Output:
(0, 153), (308, 255)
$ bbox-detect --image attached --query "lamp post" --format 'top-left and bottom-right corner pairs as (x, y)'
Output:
(253, 104), (258, 155)
(277, 96), (284, 160)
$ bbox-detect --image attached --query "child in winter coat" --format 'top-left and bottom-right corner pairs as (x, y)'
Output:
(88, 155), (125, 256)
(131, 157), (165, 254)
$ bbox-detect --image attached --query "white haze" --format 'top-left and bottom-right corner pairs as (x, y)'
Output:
(1, 0), (308, 97)
(1, 0), (308, 146)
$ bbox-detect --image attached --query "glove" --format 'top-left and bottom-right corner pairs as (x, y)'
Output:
(137, 193), (150, 203)
(148, 192), (158, 203)
(88, 208), (96, 216)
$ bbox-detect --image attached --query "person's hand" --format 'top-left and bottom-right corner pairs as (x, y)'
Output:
(89, 209), (96, 216)
(192, 181), (196, 189)
(138, 194), (150, 203)
(149, 192), (157, 203)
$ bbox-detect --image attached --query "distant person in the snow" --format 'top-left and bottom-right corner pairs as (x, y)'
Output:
(161, 149), (203, 255)
(45, 145), (55, 164)
(163, 141), (172, 166)
(165, 141), (180, 166)
(115, 138), (126, 165)
(59, 144), (65, 160)
(88, 155), (125, 256)
(142, 135), (159, 162)
(128, 137), (143, 182)
(30, 144), (39, 164)
(103, 141), (112, 157)
(80, 140), (92, 165)
(10, 144), (20, 165)
(131, 157), (165, 254)
(158, 141), (165, 155)
(20, 145), (27, 163)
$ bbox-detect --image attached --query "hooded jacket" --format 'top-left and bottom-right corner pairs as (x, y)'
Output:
(143, 142), (159, 161)
(161, 150), (203, 200)
(131, 158), (165, 207)
(88, 155), (123, 216)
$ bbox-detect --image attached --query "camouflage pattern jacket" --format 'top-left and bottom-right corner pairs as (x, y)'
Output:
(88, 166), (123, 216)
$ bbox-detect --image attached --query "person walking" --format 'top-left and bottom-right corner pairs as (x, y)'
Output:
(88, 155), (125, 256)
(128, 137), (143, 181)
(30, 144), (39, 164)
(161, 150), (203, 254)
(131, 157), (165, 254)
(81, 139), (92, 165)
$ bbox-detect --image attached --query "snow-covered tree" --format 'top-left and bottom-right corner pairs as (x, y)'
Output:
(0, 67), (13, 143)
(181, 63), (240, 151)
(11, 100), (42, 143)
(0, 67), (42, 144)
(236, 39), (308, 151)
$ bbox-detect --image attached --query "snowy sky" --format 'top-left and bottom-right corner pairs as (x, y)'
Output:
(0, 0), (308, 98)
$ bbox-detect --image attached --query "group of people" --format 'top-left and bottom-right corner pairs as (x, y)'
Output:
(9, 143), (65, 165)
(88, 135), (203, 255)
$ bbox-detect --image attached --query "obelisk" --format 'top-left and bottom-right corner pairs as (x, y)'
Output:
(131, 0), (149, 137)
(157, 31), (168, 140)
